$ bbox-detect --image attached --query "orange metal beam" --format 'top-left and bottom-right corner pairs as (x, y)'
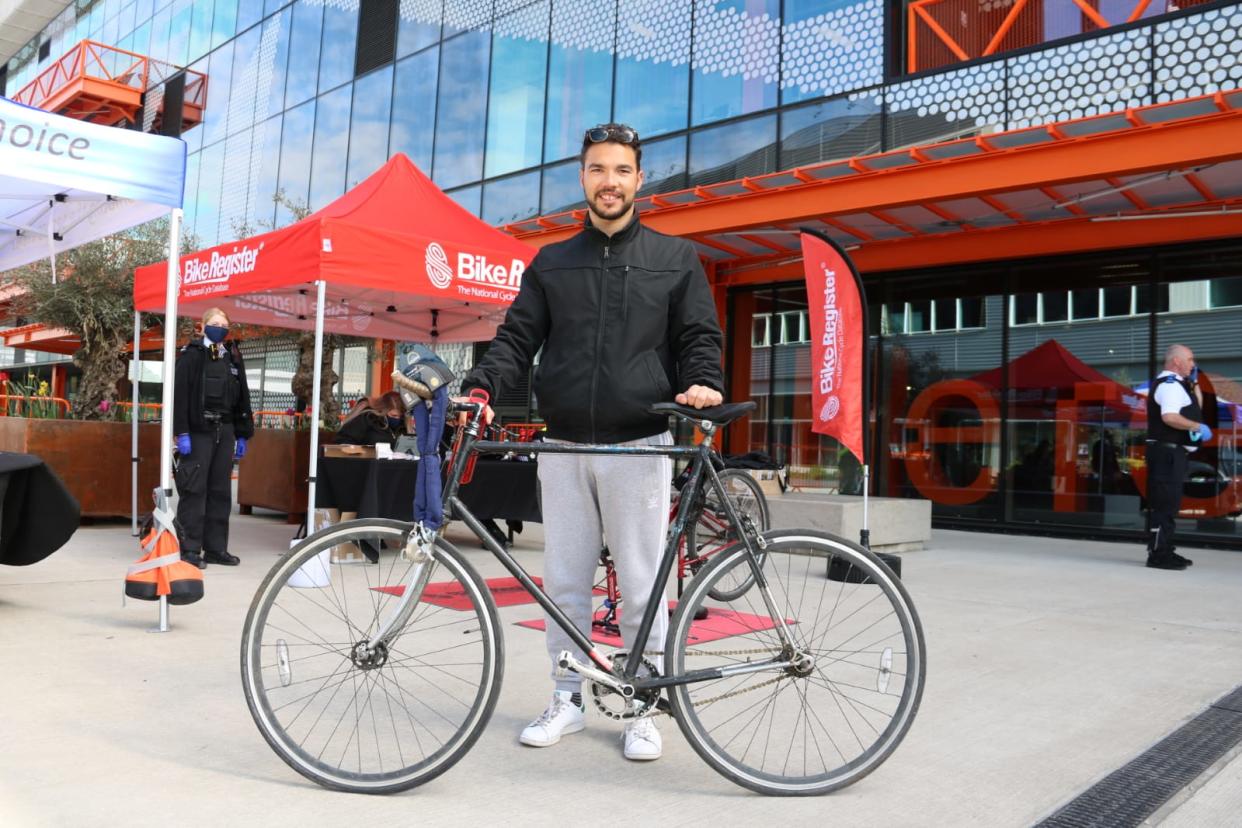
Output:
(983, 0), (1033, 56)
(514, 106), (1242, 250)
(717, 210), (1242, 285)
(913, 3), (970, 63)
(1070, 0), (1112, 29)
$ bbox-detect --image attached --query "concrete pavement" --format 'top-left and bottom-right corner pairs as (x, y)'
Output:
(1, 512), (1240, 826)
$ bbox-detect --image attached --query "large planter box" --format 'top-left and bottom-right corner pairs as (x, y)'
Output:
(0, 417), (162, 518)
(237, 428), (332, 522)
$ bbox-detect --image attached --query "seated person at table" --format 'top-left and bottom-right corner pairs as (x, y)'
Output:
(335, 391), (407, 447)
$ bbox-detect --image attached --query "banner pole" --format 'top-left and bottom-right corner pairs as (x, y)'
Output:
(132, 310), (141, 537)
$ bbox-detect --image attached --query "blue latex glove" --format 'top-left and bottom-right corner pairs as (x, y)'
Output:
(176, 433), (191, 456)
(235, 436), (248, 459)
(1190, 423), (1212, 442)
(1188, 365), (1200, 383)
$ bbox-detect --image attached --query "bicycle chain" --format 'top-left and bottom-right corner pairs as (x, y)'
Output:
(589, 648), (790, 719)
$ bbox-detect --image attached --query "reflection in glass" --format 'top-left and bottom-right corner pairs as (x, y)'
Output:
(212, 0), (238, 49)
(248, 114), (283, 230)
(485, 2), (548, 177)
(202, 42), (234, 147)
(390, 48), (439, 172)
(545, 0), (614, 163)
(1044, 291), (1068, 322)
(309, 84), (353, 210)
(285, 0), (323, 109)
(318, 0), (359, 94)
(237, 0), (263, 33)
(637, 135), (686, 196)
(688, 114), (776, 187)
(398, 0), (442, 57)
(781, 0), (883, 104)
(433, 31), (491, 189)
(219, 127), (254, 243)
(167, 0), (192, 66)
(780, 94), (882, 169)
(615, 0), (690, 137)
(188, 0), (214, 63)
(276, 99), (315, 225)
(227, 25), (262, 136)
(446, 185), (481, 217)
(482, 170), (541, 226)
(691, 0), (778, 126)
(196, 140), (225, 245)
(263, 8), (293, 118)
(1071, 288), (1098, 320)
(541, 159), (584, 215)
(348, 67), (394, 188)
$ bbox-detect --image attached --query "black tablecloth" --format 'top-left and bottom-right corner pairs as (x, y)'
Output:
(315, 456), (541, 523)
(0, 451), (80, 566)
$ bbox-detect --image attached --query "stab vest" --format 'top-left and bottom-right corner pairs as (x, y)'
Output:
(203, 347), (238, 415)
(1146, 373), (1202, 446)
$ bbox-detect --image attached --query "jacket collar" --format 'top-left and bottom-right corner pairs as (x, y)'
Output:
(582, 209), (641, 247)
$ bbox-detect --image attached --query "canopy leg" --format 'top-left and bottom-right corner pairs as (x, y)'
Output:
(306, 280), (327, 527)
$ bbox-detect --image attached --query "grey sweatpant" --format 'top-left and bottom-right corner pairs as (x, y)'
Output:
(537, 432), (672, 692)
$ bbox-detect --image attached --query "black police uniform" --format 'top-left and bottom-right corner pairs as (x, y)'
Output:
(1144, 372), (1202, 563)
(173, 339), (254, 563)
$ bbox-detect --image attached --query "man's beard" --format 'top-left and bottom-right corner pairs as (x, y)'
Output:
(586, 188), (633, 221)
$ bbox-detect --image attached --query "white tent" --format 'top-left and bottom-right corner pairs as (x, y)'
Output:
(1, 95), (186, 629)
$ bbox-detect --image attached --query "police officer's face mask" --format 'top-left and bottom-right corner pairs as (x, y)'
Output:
(205, 325), (228, 343)
(387, 416), (403, 430)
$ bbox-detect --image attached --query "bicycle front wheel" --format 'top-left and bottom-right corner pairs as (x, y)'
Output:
(666, 530), (925, 796)
(685, 468), (771, 602)
(241, 519), (503, 794)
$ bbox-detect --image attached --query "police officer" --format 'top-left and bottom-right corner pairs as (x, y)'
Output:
(173, 308), (255, 568)
(1144, 343), (1211, 571)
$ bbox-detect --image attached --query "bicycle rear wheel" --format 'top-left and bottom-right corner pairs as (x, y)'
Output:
(685, 468), (771, 601)
(241, 519), (503, 794)
(666, 530), (925, 796)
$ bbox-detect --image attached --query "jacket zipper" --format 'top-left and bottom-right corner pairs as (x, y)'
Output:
(621, 266), (630, 321)
(589, 243), (610, 442)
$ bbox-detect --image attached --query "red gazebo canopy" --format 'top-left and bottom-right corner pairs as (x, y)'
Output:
(134, 154), (535, 342)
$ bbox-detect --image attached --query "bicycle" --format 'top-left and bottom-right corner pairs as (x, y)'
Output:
(241, 393), (926, 796)
(593, 464), (771, 637)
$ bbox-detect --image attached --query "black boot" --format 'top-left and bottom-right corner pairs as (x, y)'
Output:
(204, 550), (240, 566)
(1146, 551), (1187, 571)
(182, 550), (207, 569)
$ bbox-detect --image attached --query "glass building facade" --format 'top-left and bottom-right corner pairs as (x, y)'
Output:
(5, 0), (1242, 545)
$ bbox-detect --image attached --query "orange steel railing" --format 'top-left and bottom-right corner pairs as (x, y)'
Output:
(0, 395), (72, 416)
(12, 39), (207, 130)
(906, 0), (1172, 74)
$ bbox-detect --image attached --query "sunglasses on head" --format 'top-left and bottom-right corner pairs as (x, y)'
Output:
(585, 125), (638, 145)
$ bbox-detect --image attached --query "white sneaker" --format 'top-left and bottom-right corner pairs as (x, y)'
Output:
(519, 691), (585, 747)
(622, 716), (662, 761)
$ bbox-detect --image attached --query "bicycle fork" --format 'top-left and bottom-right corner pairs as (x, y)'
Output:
(362, 523), (439, 652)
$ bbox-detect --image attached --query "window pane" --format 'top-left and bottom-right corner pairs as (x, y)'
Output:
(181, 57), (208, 154)
(691, 0), (778, 126)
(442, 0), (491, 37)
(247, 114), (282, 229)
(1209, 276), (1242, 308)
(309, 83), (352, 210)
(1013, 294), (1038, 325)
(433, 31), (491, 189)
(188, 0), (214, 62)
(398, 0), (441, 57)
(202, 42), (233, 147)
(933, 298), (955, 331)
(781, 0), (883, 105)
(149, 6), (172, 63)
(446, 184), (481, 217)
(389, 48), (438, 172)
(226, 23), (261, 135)
(887, 304), (905, 334)
(688, 113), (776, 188)
(780, 93), (882, 169)
(886, 62), (1005, 149)
(276, 98), (315, 224)
(1044, 291), (1068, 322)
(212, 0), (238, 48)
(482, 170), (541, 226)
(262, 7), (293, 118)
(167, 0), (192, 65)
(195, 140), (224, 245)
(264, 0), (287, 18)
(1071, 288), (1099, 320)
(284, 0), (323, 109)
(485, 2), (548, 177)
(318, 0), (358, 93)
(751, 313), (769, 347)
(908, 300), (930, 333)
(219, 126), (253, 241)
(1102, 285), (1132, 317)
(347, 66), (393, 189)
(545, 0), (614, 163)
(541, 159), (584, 214)
(960, 296), (984, 329)
(615, 0), (690, 138)
(637, 134), (686, 196)
(1135, 283), (1170, 314)
(237, 0), (262, 32)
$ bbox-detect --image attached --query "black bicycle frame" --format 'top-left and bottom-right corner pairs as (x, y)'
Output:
(438, 417), (770, 686)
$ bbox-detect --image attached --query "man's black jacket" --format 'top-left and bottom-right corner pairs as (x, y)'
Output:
(173, 339), (255, 439)
(463, 214), (724, 444)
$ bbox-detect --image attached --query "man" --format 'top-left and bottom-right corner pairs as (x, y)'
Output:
(1144, 344), (1211, 571)
(461, 123), (724, 761)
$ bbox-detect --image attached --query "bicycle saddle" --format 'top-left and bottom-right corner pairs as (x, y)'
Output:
(650, 400), (757, 426)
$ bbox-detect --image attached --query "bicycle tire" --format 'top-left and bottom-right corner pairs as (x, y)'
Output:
(666, 529), (925, 796)
(684, 468), (771, 602)
(241, 518), (503, 794)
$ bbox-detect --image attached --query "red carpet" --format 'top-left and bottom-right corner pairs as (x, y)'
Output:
(516, 604), (782, 647)
(373, 576), (546, 610)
